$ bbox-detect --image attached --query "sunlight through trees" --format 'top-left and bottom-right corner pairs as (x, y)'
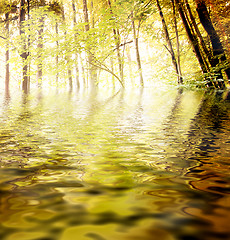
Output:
(0, 0), (230, 93)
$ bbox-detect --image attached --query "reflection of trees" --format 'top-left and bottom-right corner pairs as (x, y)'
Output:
(1, 89), (230, 239)
(150, 88), (201, 173)
(142, 90), (230, 239)
(0, 91), (86, 239)
(181, 91), (230, 236)
(185, 91), (229, 175)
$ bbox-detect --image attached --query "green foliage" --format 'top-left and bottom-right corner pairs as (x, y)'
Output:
(0, 0), (18, 15)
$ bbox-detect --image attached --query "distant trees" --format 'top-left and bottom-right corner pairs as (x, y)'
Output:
(0, 0), (18, 95)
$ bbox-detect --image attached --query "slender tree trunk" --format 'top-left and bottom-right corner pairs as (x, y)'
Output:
(195, 0), (230, 84)
(110, 56), (115, 89)
(126, 45), (134, 85)
(72, 0), (80, 89)
(37, 16), (44, 88)
(27, 0), (30, 90)
(156, 0), (182, 84)
(83, 0), (97, 90)
(80, 54), (86, 87)
(62, 10), (73, 92)
(131, 12), (144, 86)
(55, 22), (59, 87)
(184, 0), (211, 75)
(90, 0), (95, 28)
(174, 0), (208, 77)
(171, 0), (183, 84)
(19, 0), (29, 93)
(68, 69), (73, 91)
(5, 12), (10, 94)
(116, 29), (124, 83)
(185, 0), (210, 61)
(108, 0), (124, 84)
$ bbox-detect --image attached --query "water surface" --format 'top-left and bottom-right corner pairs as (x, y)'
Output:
(0, 88), (230, 240)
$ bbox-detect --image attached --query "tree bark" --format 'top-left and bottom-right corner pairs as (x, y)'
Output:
(62, 9), (73, 92)
(185, 0), (210, 62)
(195, 0), (230, 84)
(174, 0), (208, 76)
(72, 0), (80, 89)
(171, 0), (183, 84)
(19, 0), (29, 93)
(108, 0), (124, 84)
(55, 21), (59, 87)
(83, 0), (97, 89)
(37, 16), (44, 88)
(5, 12), (10, 94)
(131, 11), (144, 86)
(156, 0), (182, 84)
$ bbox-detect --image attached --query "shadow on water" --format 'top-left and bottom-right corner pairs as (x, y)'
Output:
(0, 88), (230, 240)
(181, 90), (230, 239)
(142, 89), (230, 240)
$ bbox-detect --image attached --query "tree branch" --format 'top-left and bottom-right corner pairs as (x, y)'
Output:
(113, 40), (133, 52)
(163, 44), (173, 56)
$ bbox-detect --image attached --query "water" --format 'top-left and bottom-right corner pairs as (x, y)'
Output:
(0, 88), (230, 240)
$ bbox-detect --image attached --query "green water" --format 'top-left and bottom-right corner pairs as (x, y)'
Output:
(0, 88), (230, 240)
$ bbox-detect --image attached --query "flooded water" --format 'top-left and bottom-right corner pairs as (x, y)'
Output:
(0, 87), (230, 240)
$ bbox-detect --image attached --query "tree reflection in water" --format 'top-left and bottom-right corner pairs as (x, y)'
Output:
(0, 88), (229, 240)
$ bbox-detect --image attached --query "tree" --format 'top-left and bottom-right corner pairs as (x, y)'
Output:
(0, 1), (18, 95)
(174, 0), (216, 88)
(107, 0), (124, 84)
(131, 11), (144, 86)
(156, 0), (183, 84)
(19, 0), (30, 93)
(130, 0), (150, 86)
(83, 0), (97, 90)
(171, 0), (182, 83)
(72, 0), (80, 89)
(195, 0), (230, 84)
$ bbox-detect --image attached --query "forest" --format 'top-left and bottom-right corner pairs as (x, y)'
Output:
(0, 0), (230, 93)
(1, 1), (230, 240)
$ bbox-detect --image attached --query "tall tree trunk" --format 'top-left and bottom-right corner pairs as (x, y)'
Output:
(5, 12), (10, 95)
(110, 56), (115, 89)
(171, 0), (183, 84)
(19, 0), (29, 93)
(72, 0), (80, 89)
(68, 69), (73, 91)
(83, 0), (97, 90)
(131, 12), (144, 86)
(184, 0), (210, 61)
(184, 0), (211, 74)
(107, 0), (124, 84)
(62, 10), (73, 92)
(126, 45), (134, 85)
(174, 0), (208, 78)
(55, 21), (59, 87)
(90, 0), (95, 28)
(37, 16), (44, 88)
(80, 54), (87, 87)
(27, 0), (31, 90)
(195, 0), (230, 84)
(156, 0), (182, 84)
